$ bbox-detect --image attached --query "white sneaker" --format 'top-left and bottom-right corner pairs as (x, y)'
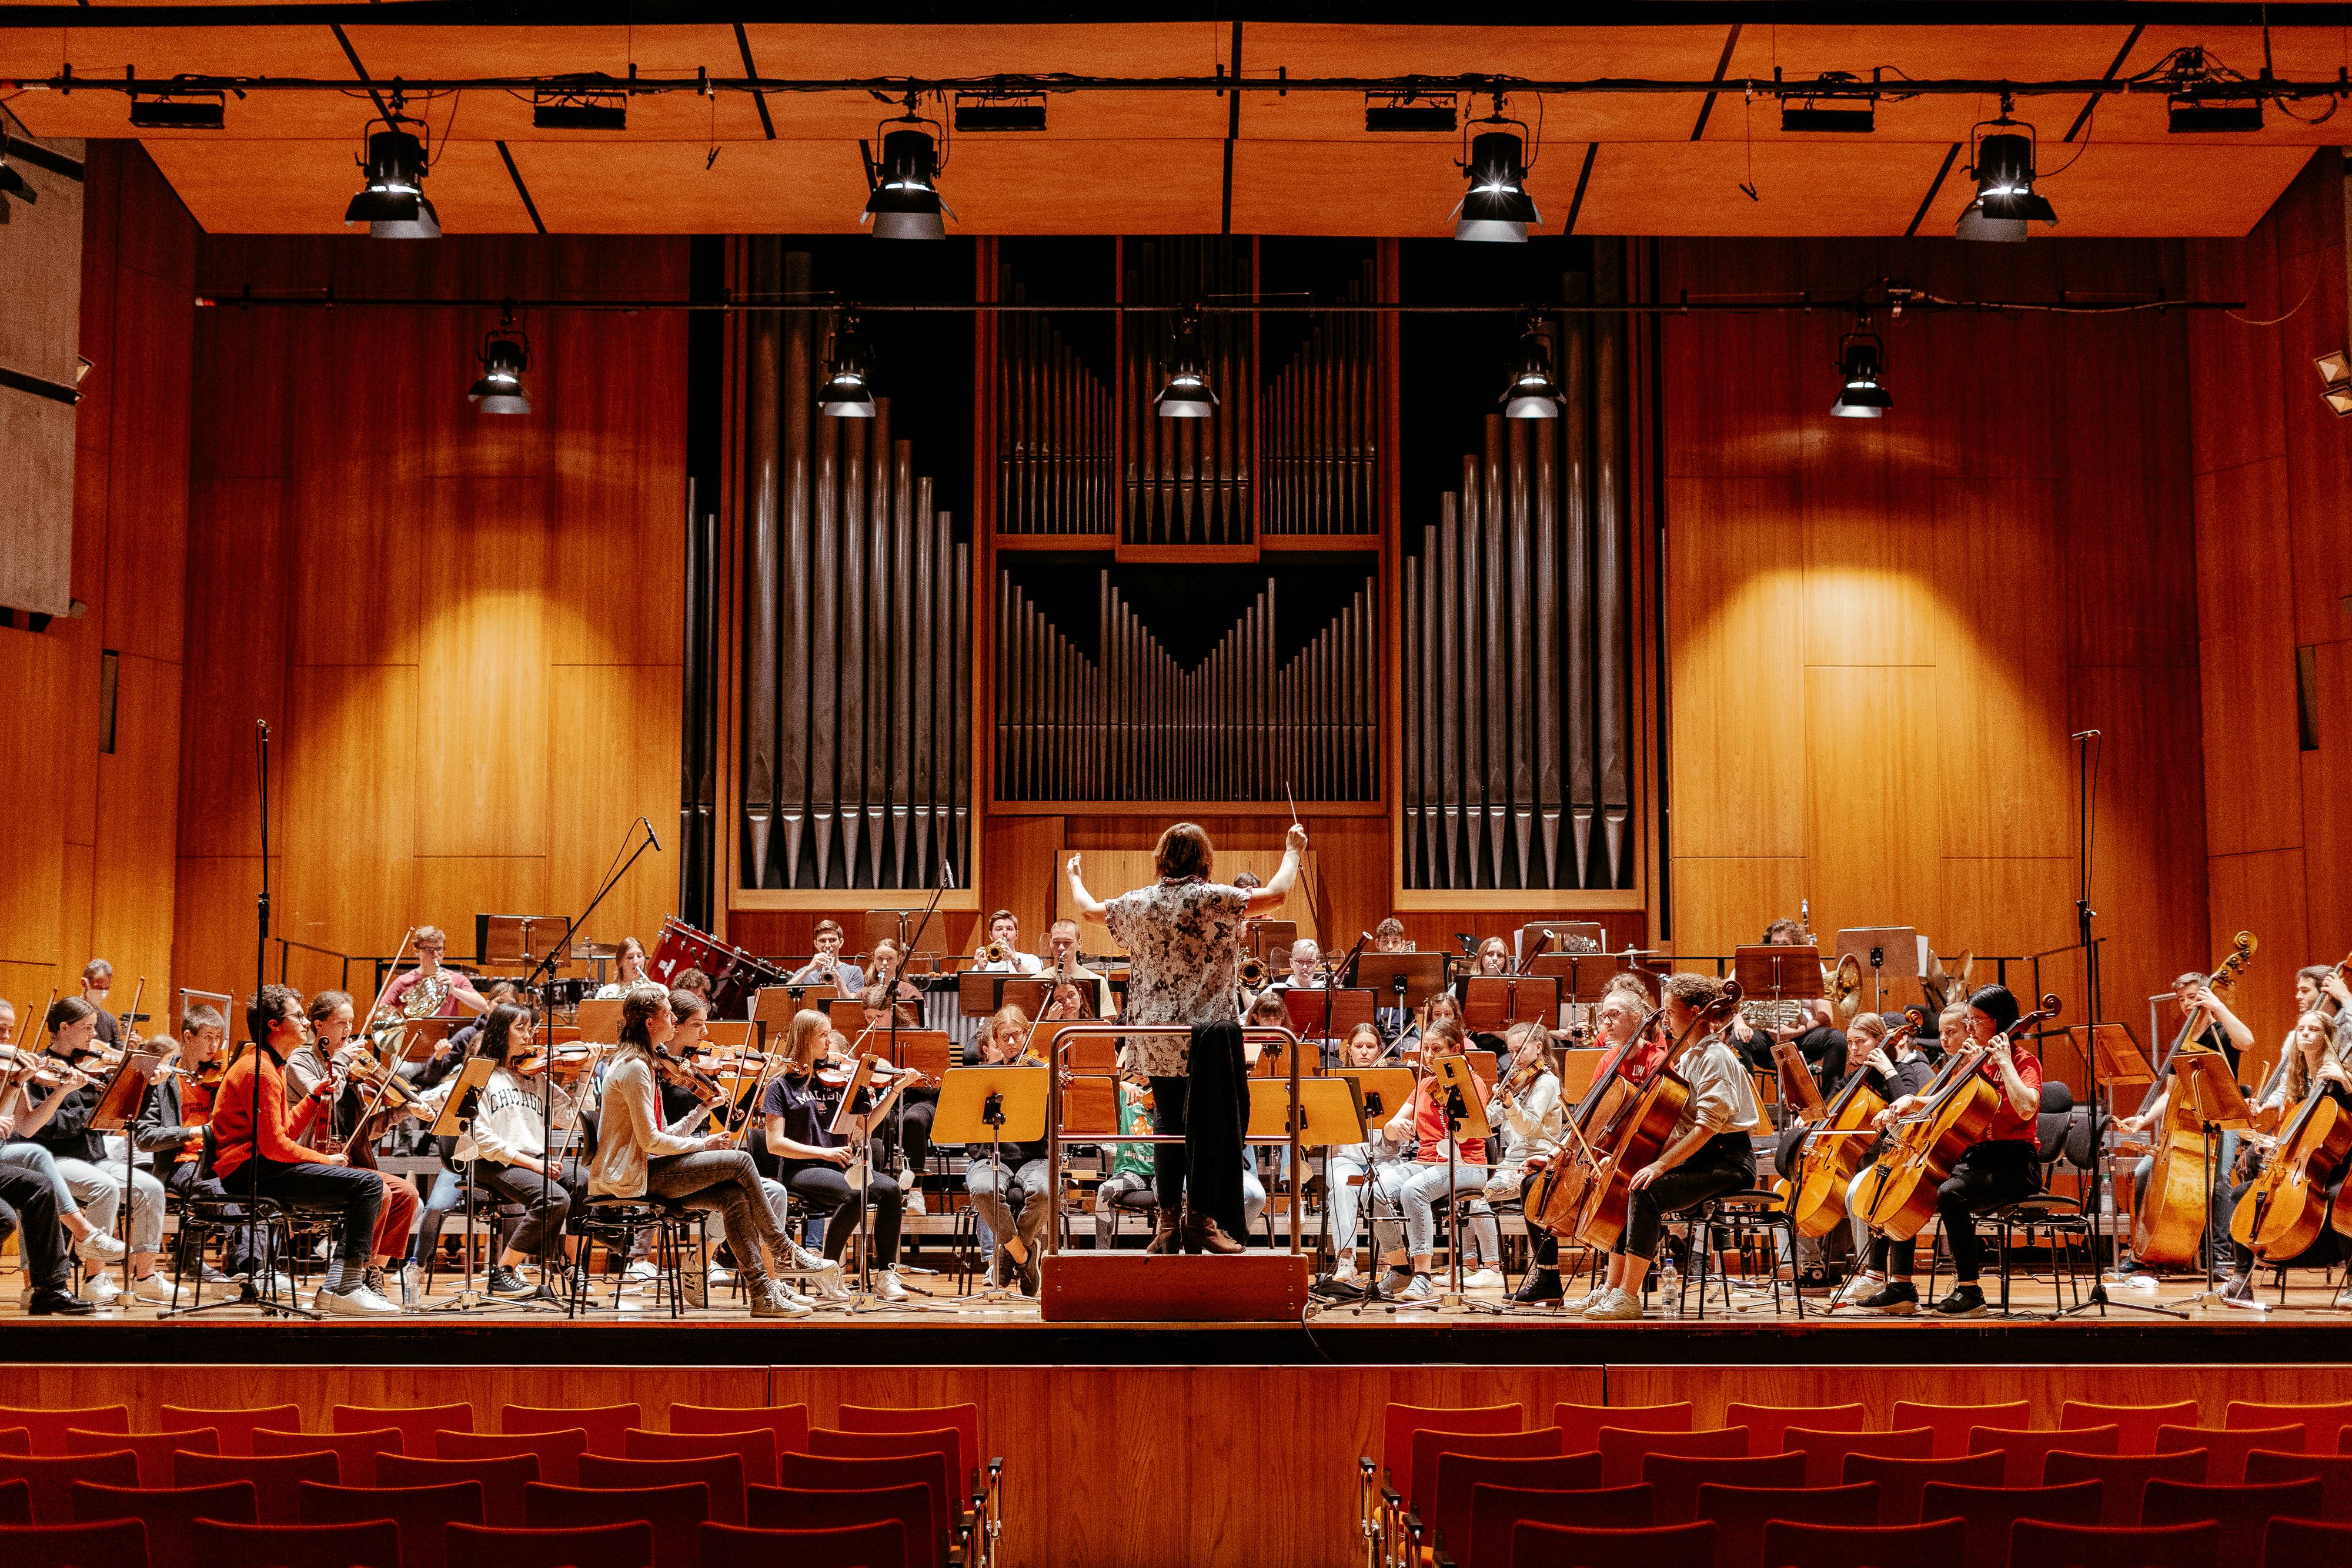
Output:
(1559, 1286), (1605, 1313)
(623, 1259), (658, 1285)
(902, 1185), (927, 1217)
(1393, 1273), (1438, 1303)
(85, 1271), (121, 1304)
(1582, 1286), (1646, 1321)
(683, 1270), (709, 1309)
(1331, 1258), (1361, 1283)
(877, 1269), (910, 1303)
(128, 1273), (174, 1305)
(787, 1243), (840, 1277)
(1829, 1272), (1886, 1310)
(707, 1268), (736, 1289)
(1462, 1268), (1505, 1290)
(75, 1231), (128, 1263)
(750, 1280), (811, 1318)
(319, 1284), (401, 1316)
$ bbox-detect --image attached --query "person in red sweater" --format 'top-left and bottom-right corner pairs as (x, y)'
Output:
(212, 984), (397, 1315)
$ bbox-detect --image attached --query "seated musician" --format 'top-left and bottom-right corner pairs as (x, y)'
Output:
(1371, 918), (1415, 1041)
(286, 990), (423, 1296)
(1799, 1012), (1935, 1306)
(211, 985), (398, 1315)
(594, 936), (656, 999)
(1729, 917), (1847, 1089)
(19, 997), (175, 1304)
(787, 919), (868, 992)
(130, 1004), (258, 1289)
(2297, 964), (2352, 1052)
(1044, 918), (1115, 1017)
(431, 1002), (584, 1303)
(856, 982), (937, 1216)
(4, 997), (151, 1283)
(2108, 968), (2259, 1282)
(1484, 1022), (1563, 1206)
(1472, 937), (1512, 978)
(2214, 1009), (2351, 1312)
(1094, 1073), (1161, 1248)
(1042, 981), (1095, 1021)
(1326, 1023), (1406, 1283)
(593, 986), (810, 1317)
(1371, 1019), (1493, 1302)
(866, 938), (927, 1014)
(1397, 989), (1466, 1062)
(1514, 975), (1666, 1306)
(960, 1005), (1053, 1290)
(971, 910), (1045, 975)
(676, 991), (837, 1302)
(1848, 984), (2043, 1318)
(380, 926), (492, 1017)
(759, 1007), (906, 1304)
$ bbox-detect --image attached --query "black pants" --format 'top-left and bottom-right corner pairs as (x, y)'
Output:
(1152, 1022), (1248, 1240)
(469, 1159), (584, 1261)
(1872, 1139), (2039, 1282)
(1742, 1028), (1849, 1104)
(0, 1162), (70, 1293)
(1619, 1132), (1756, 1261)
(242, 1155), (383, 1265)
(1524, 1169), (1564, 1271)
(878, 1088), (937, 1172)
(786, 1165), (901, 1267)
(165, 1162), (260, 1276)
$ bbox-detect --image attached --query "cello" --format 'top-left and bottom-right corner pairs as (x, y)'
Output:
(1525, 1002), (1668, 1240)
(2130, 932), (2258, 1266)
(1863, 994), (2063, 1239)
(1573, 979), (1746, 1252)
(1789, 1008), (1927, 1238)
(2231, 1038), (2352, 1263)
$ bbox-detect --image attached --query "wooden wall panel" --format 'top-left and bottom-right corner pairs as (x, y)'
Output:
(549, 664), (684, 951)
(1608, 1363), (2352, 1432)
(279, 665), (418, 964)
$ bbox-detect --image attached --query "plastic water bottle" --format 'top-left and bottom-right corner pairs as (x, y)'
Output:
(1656, 1255), (1680, 1302)
(399, 1269), (418, 1310)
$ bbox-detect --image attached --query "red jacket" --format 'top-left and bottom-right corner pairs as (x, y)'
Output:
(210, 1045), (332, 1178)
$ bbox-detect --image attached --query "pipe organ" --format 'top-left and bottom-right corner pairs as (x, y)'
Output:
(994, 566), (1378, 804)
(1122, 238), (1252, 548)
(739, 243), (971, 891)
(994, 278), (1115, 536)
(1260, 259), (1378, 539)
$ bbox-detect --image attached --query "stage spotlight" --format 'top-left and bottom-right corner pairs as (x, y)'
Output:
(2313, 350), (2352, 417)
(1955, 118), (2057, 242)
(130, 92), (226, 130)
(820, 315), (877, 417)
(1452, 127), (1540, 243)
(1153, 314), (1218, 419)
(468, 321), (531, 415)
(1830, 321), (1892, 418)
(954, 92), (1047, 132)
(863, 124), (954, 240)
(344, 111), (439, 239)
(1499, 315), (1564, 419)
(1365, 92), (1456, 133)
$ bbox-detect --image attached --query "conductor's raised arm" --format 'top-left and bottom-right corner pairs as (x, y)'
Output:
(1247, 823), (1309, 915)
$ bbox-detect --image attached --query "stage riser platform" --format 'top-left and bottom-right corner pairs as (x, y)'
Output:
(10, 1361), (2351, 1568)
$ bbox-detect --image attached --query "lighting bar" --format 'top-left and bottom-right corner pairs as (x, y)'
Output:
(2167, 88), (2266, 131)
(129, 92), (226, 129)
(1776, 71), (1877, 132)
(532, 90), (627, 131)
(1365, 92), (1458, 132)
(953, 91), (1047, 131)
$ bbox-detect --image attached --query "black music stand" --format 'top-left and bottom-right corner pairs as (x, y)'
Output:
(1358, 954), (1448, 1038)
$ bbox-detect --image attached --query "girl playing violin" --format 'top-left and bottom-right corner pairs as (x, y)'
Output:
(422, 1002), (584, 1302)
(760, 1008), (909, 1303)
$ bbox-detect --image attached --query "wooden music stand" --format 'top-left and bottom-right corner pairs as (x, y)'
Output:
(1836, 927), (1920, 1012)
(1462, 975), (1563, 1031)
(1735, 945), (1825, 1007)
(387, 1017), (462, 1064)
(574, 998), (624, 1045)
(1001, 977), (1051, 1019)
(1248, 920), (1299, 963)
(752, 986), (801, 1037)
(1281, 987), (1375, 1042)
(1556, 1047), (1608, 1102)
(1060, 1075), (1120, 1137)
(1335, 1067), (1416, 1126)
(934, 1064), (1051, 1146)
(2174, 1049), (2255, 1132)
(825, 997), (869, 1031)
(2074, 1023), (2153, 1091)
(957, 972), (1017, 1019)
(1032, 1021), (1116, 1072)
(703, 1019), (754, 1051)
(826, 1055), (907, 1139)
(888, 1029), (954, 1082)
(1357, 953), (1447, 1012)
(1521, 921), (1605, 958)
(1526, 953), (1626, 1003)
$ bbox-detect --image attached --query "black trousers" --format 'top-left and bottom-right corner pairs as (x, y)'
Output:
(0, 1161), (71, 1293)
(1872, 1139), (2040, 1282)
(242, 1155), (383, 1264)
(785, 1165), (901, 1267)
(1151, 1021), (1248, 1240)
(469, 1159), (585, 1261)
(1619, 1132), (1757, 1261)
(2226, 1173), (2344, 1276)
(878, 1087), (937, 1172)
(165, 1161), (260, 1275)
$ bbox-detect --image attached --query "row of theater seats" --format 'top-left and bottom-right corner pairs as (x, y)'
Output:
(0, 1398), (1001, 1568)
(1366, 1397), (2352, 1568)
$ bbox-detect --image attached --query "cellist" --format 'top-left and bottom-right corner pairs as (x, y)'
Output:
(1847, 985), (2043, 1319)
(2107, 969), (2257, 1284)
(2214, 1009), (2351, 1310)
(1512, 974), (1661, 1306)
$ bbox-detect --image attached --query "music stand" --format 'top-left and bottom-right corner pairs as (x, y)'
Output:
(92, 1048), (166, 1300)
(751, 986), (801, 1038)
(2174, 1050), (2255, 1305)
(178, 987), (232, 1037)
(1249, 920), (1299, 963)
(957, 972), (1017, 1021)
(1335, 1068), (1417, 1129)
(1423, 1052), (1496, 1307)
(1836, 928), (1920, 1012)
(1520, 921), (1605, 959)
(934, 1065), (1051, 1297)
(422, 1055), (523, 1315)
(479, 914), (573, 973)
(1357, 954), (1448, 1027)
(1462, 976), (1562, 1033)
(1281, 987), (1374, 1045)
(386, 1016), (462, 1064)
(574, 998), (624, 1045)
(1001, 977), (1051, 1019)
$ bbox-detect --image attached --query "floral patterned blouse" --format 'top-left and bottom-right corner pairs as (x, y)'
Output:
(1103, 878), (1250, 1078)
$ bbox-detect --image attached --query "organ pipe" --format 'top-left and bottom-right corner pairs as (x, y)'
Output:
(1124, 238), (1251, 547)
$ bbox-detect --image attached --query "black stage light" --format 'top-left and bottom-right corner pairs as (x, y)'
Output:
(1830, 322), (1892, 418)
(533, 91), (627, 132)
(954, 92), (1047, 132)
(130, 93), (226, 130)
(1778, 72), (1877, 133)
(864, 126), (953, 240)
(345, 116), (440, 239)
(1955, 122), (2057, 242)
(2168, 89), (2265, 132)
(1153, 314), (1218, 419)
(1366, 93), (1457, 133)
(820, 315), (877, 417)
(1499, 315), (1564, 420)
(468, 327), (532, 416)
(1453, 128), (1540, 243)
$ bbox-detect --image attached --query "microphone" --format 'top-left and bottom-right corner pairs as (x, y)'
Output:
(643, 816), (662, 852)
(2070, 729), (2100, 740)
(942, 858), (957, 891)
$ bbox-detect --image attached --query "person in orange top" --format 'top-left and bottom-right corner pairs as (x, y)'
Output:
(212, 984), (397, 1315)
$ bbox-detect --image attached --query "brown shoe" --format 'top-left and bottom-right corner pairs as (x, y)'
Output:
(1184, 1209), (1246, 1255)
(1145, 1209), (1181, 1255)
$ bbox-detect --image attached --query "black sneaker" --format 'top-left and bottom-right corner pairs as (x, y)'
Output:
(487, 1266), (535, 1297)
(1512, 1269), (1565, 1306)
(1932, 1284), (1989, 1318)
(1850, 1280), (1920, 1316)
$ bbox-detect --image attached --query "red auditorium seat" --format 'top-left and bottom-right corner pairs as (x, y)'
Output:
(1511, 1519), (1716, 1568)
(1759, 1516), (1967, 1568)
(436, 1428), (588, 1487)
(669, 1405), (811, 1461)
(1381, 1402), (1525, 1483)
(0, 1406), (129, 1455)
(1697, 1480), (1879, 1568)
(0, 1433), (24, 1457)
(255, 1426), (404, 1486)
(1843, 1452), (2006, 1526)
(296, 1479), (485, 1568)
(2244, 1451), (2352, 1521)
(2060, 1402), (2202, 1456)
(443, 1520), (655, 1568)
(622, 1427), (777, 1489)
(1599, 1427), (1750, 1488)
(2141, 1477), (2328, 1537)
(502, 1403), (640, 1458)
(173, 1449), (339, 1524)
(2007, 1518), (2221, 1568)
(577, 1452), (746, 1527)
(2043, 1449), (2209, 1524)
(0, 1517), (151, 1568)
(2262, 1516), (2352, 1568)
(1466, 1484), (1653, 1568)
(1723, 1402), (1869, 1457)
(697, 1519), (904, 1568)
(67, 1427), (214, 1488)
(1973, 1425), (2122, 1487)
(744, 1484), (931, 1568)
(839, 1403), (980, 1487)
(190, 1516), (400, 1568)
(334, 1405), (477, 1456)
(1894, 1401), (2033, 1459)
(523, 1482), (709, 1568)
(1786, 1425), (1934, 1487)
(1, 1448), (139, 1523)
(69, 1478), (257, 1565)
(1431, 1450), (1605, 1559)
(1408, 1427), (1566, 1530)
(1641, 1450), (1806, 1527)
(2228, 1402), (2352, 1456)
(1552, 1403), (1692, 1455)
(1919, 1479), (2106, 1567)
(2155, 1425), (2309, 1483)
(785, 1443), (958, 1560)
(375, 1454), (539, 1529)
(159, 1404), (302, 1457)
(0, 1478), (29, 1526)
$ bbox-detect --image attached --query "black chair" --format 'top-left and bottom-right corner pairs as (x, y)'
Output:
(1918, 1084), (2087, 1315)
(568, 1196), (701, 1319)
(1688, 1189), (1806, 1319)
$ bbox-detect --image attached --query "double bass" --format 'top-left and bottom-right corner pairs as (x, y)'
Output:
(1525, 1002), (1668, 1240)
(1863, 994), (2063, 1239)
(1573, 980), (1746, 1251)
(2131, 931), (2257, 1267)
(1788, 1008), (1927, 1238)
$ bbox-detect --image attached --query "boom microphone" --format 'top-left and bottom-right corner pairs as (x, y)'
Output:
(643, 816), (662, 852)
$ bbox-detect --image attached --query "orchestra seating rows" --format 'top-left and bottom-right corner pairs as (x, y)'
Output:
(0, 1397), (1000, 1568)
(1367, 1398), (2352, 1568)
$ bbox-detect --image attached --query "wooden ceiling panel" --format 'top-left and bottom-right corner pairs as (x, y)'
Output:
(1577, 140), (1957, 236)
(0, 24), (355, 140)
(502, 139), (867, 234)
(340, 24), (769, 142)
(2088, 26), (2352, 143)
(1226, 136), (1583, 238)
(936, 136), (1224, 234)
(1922, 141), (2314, 238)
(1712, 24), (2131, 144)
(143, 137), (532, 233)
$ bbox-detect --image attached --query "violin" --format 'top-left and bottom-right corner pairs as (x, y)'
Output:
(513, 1044), (597, 1077)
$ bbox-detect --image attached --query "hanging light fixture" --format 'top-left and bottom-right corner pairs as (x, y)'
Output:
(862, 97), (954, 240)
(1830, 319), (1892, 417)
(468, 313), (531, 414)
(1500, 313), (1564, 419)
(1955, 105), (2057, 242)
(343, 101), (439, 239)
(1152, 313), (1218, 419)
(1452, 98), (1541, 243)
(819, 313), (877, 417)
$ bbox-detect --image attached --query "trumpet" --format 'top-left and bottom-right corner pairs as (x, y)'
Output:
(1239, 954), (1269, 989)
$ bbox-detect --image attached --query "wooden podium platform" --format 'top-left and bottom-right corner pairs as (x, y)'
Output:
(1038, 1252), (1311, 1323)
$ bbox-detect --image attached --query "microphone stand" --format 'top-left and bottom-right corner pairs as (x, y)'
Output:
(858, 858), (951, 1301)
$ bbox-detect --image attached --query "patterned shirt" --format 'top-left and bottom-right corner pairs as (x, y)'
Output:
(1103, 878), (1250, 1078)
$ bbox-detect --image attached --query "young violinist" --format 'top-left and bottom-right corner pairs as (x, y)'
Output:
(2, 998), (123, 1309)
(1371, 1019), (1493, 1302)
(292, 989), (423, 1300)
(1514, 975), (1663, 1308)
(18, 996), (175, 1304)
(1848, 984), (2043, 1318)
(1484, 1022), (1565, 1202)
(759, 1008), (909, 1303)
(128, 1003), (255, 1286)
(430, 1002), (585, 1301)
(1325, 1022), (1405, 1282)
(590, 985), (808, 1317)
(958, 1004), (1054, 1290)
